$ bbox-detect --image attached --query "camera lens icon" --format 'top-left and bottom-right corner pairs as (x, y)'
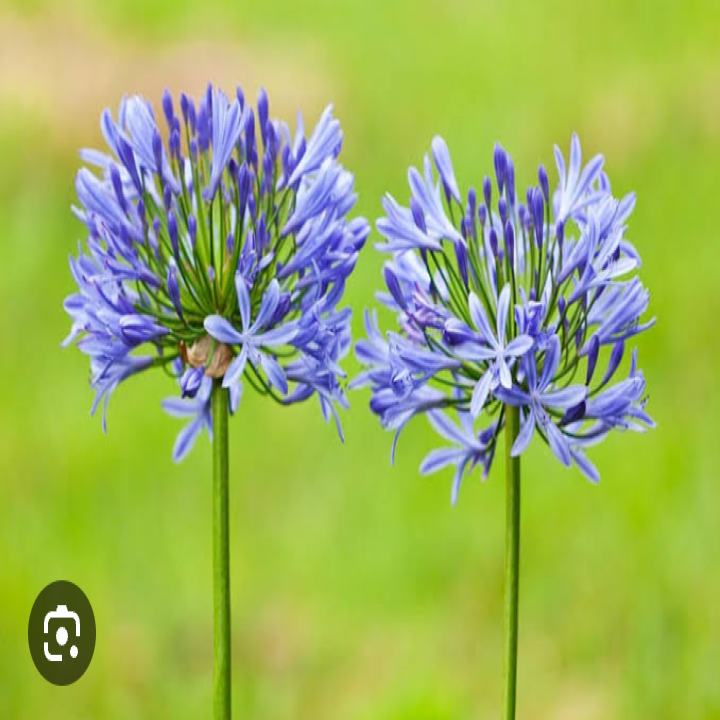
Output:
(54, 624), (79, 659)
(29, 580), (96, 685)
(56, 626), (68, 646)
(44, 604), (80, 662)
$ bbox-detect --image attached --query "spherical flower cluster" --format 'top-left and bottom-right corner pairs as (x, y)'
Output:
(64, 84), (369, 460)
(354, 135), (654, 503)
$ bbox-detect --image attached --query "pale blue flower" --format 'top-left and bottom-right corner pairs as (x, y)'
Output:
(444, 285), (534, 415)
(204, 278), (298, 393)
(357, 134), (654, 499)
(495, 336), (587, 467)
(65, 84), (368, 460)
(420, 411), (497, 504)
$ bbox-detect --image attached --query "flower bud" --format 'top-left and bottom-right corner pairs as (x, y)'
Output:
(162, 88), (174, 128)
(455, 240), (469, 288)
(489, 228), (499, 257)
(197, 105), (210, 153)
(228, 158), (239, 184)
(498, 197), (508, 224)
(257, 87), (269, 145)
(478, 204), (487, 226)
(187, 213), (197, 248)
(384, 265), (406, 309)
(538, 163), (550, 203)
(506, 157), (516, 207)
(169, 128), (181, 160)
(493, 143), (507, 193)
(119, 314), (166, 344)
(187, 99), (197, 134)
(505, 221), (515, 268)
(110, 164), (127, 212)
(602, 340), (625, 386)
(137, 199), (148, 233)
(483, 175), (492, 209)
(467, 187), (477, 218)
(163, 185), (173, 211)
(180, 92), (189, 124)
(167, 265), (183, 319)
(586, 335), (600, 384)
(410, 197), (427, 233)
(180, 366), (204, 398)
(561, 401), (586, 425)
(167, 209), (179, 259)
(245, 108), (257, 167)
(532, 187), (544, 248)
(152, 130), (164, 174)
(518, 204), (527, 230)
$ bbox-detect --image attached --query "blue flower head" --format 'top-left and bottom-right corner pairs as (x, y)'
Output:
(355, 134), (655, 502)
(64, 84), (369, 460)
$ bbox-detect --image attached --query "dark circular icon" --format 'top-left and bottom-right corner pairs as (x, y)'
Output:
(28, 580), (96, 685)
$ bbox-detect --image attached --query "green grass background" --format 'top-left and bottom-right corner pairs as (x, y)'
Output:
(1, 0), (719, 717)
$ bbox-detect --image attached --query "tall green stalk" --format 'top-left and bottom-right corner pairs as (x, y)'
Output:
(502, 404), (521, 720)
(212, 381), (231, 720)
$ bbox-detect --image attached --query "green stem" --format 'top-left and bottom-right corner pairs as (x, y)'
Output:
(502, 405), (521, 720)
(212, 381), (231, 720)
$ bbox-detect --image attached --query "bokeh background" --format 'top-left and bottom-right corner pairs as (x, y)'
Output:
(1, 0), (719, 718)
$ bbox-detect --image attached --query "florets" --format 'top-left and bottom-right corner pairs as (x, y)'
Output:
(64, 84), (369, 460)
(355, 135), (654, 503)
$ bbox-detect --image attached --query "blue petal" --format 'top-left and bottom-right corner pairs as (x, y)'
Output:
(204, 89), (244, 201)
(162, 397), (199, 418)
(427, 410), (470, 446)
(541, 385), (587, 409)
(498, 359), (513, 389)
(451, 458), (470, 506)
(495, 384), (531, 406)
(222, 347), (248, 388)
(204, 315), (243, 345)
(172, 417), (203, 463)
(259, 353), (288, 394)
(431, 135), (461, 203)
(468, 292), (496, 345)
(453, 343), (496, 363)
(254, 321), (298, 347)
(571, 447), (600, 483)
(229, 382), (243, 413)
(376, 194), (442, 253)
(471, 370), (493, 417)
(287, 105), (342, 186)
(496, 284), (511, 345)
(546, 421), (572, 467)
(420, 447), (461, 475)
(235, 273), (251, 330)
(539, 335), (561, 391)
(511, 409), (536, 457)
(252, 279), (281, 331)
(505, 334), (533, 357)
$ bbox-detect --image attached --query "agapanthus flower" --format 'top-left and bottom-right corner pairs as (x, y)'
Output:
(355, 134), (654, 503)
(64, 84), (369, 459)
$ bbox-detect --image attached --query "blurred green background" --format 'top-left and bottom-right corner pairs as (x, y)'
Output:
(1, 0), (719, 718)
